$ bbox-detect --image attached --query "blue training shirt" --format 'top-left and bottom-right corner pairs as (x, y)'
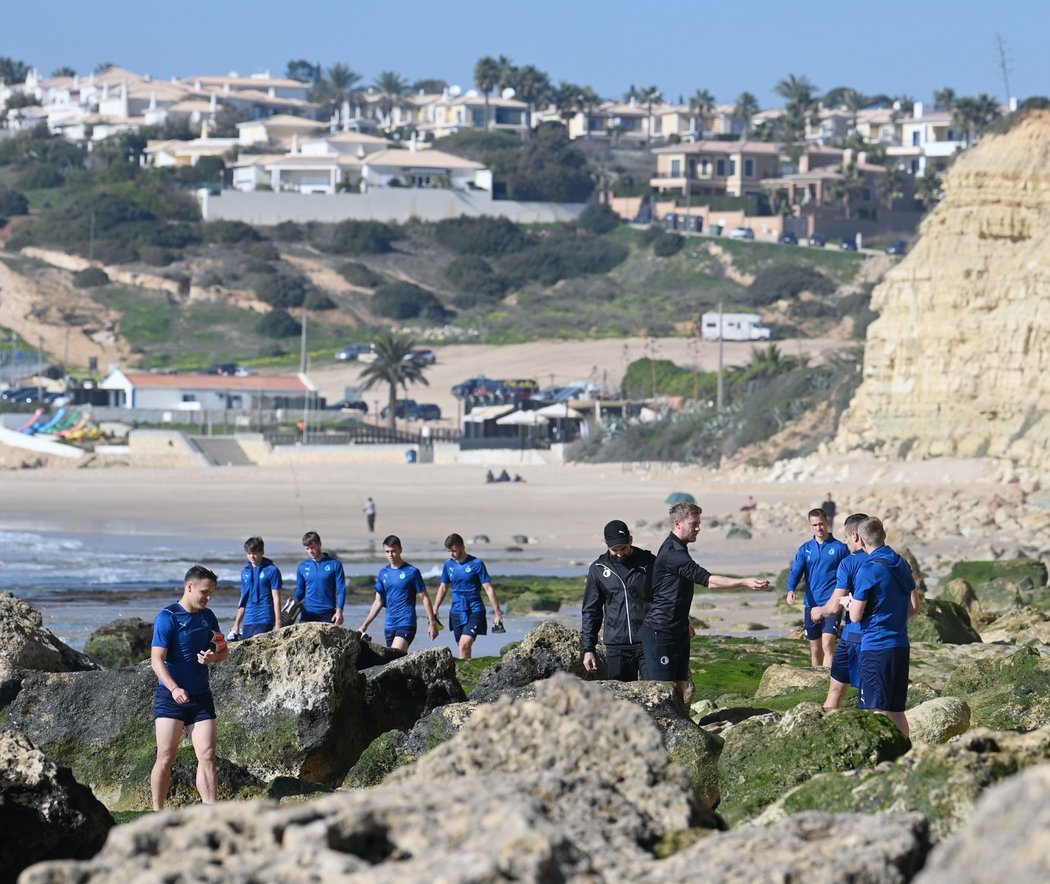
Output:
(375, 561), (427, 630)
(295, 553), (347, 615)
(441, 554), (491, 613)
(239, 558), (283, 627)
(853, 545), (916, 651)
(788, 535), (850, 608)
(152, 603), (220, 695)
(835, 551), (868, 643)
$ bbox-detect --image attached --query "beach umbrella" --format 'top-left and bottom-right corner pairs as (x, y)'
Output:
(534, 403), (584, 419)
(665, 491), (696, 504)
(496, 409), (549, 426)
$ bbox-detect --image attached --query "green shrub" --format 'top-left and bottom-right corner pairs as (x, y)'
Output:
(254, 273), (308, 309)
(652, 232), (684, 257)
(257, 308), (300, 337)
(137, 246), (176, 267)
(372, 282), (449, 321)
(444, 254), (510, 298)
(434, 216), (528, 256)
(204, 220), (262, 244)
(506, 123), (594, 203)
(303, 289), (336, 310)
(749, 262), (835, 304)
(273, 221), (304, 241)
(324, 220), (400, 255)
(72, 267), (110, 288)
(499, 231), (628, 286)
(0, 189), (29, 216)
(244, 241), (280, 262)
(638, 225), (664, 245)
(577, 203), (621, 235)
(16, 162), (64, 189)
(338, 261), (384, 287)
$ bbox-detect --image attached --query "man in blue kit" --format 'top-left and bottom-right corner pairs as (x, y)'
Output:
(295, 531), (346, 625)
(786, 508), (850, 668)
(432, 533), (504, 660)
(358, 535), (440, 650)
(850, 517), (920, 736)
(812, 512), (869, 710)
(229, 536), (283, 639)
(150, 565), (228, 811)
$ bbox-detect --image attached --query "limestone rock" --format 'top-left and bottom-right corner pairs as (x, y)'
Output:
(915, 764), (1050, 882)
(938, 578), (984, 624)
(908, 696), (971, 744)
(0, 729), (113, 881)
(83, 617), (153, 668)
(753, 663), (829, 699)
(361, 646), (467, 737)
(717, 702), (911, 824)
(979, 606), (1050, 644)
(835, 110), (1050, 471)
(0, 592), (100, 704)
(942, 644), (1050, 729)
(909, 598), (982, 644)
(470, 620), (587, 701)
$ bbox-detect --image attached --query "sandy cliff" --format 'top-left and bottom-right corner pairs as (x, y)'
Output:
(837, 110), (1050, 469)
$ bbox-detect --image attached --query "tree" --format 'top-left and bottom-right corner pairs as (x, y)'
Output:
(933, 87), (956, 112)
(505, 64), (552, 131)
(952, 93), (1002, 145)
(94, 62), (115, 74)
(639, 85), (663, 144)
(285, 60), (319, 84)
(312, 63), (361, 115)
(0, 57), (31, 84)
(734, 91), (760, 137)
(876, 162), (907, 209)
(358, 331), (431, 429)
(51, 66), (76, 78)
(829, 160), (865, 219)
(917, 167), (942, 209)
(373, 70), (409, 129)
(412, 77), (447, 94)
(474, 56), (501, 129)
(688, 89), (715, 137)
(507, 122), (593, 202)
(774, 73), (819, 143)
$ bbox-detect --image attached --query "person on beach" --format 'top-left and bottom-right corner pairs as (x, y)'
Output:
(786, 508), (850, 668)
(295, 531), (346, 624)
(581, 519), (654, 681)
(150, 565), (228, 811)
(229, 536), (283, 640)
(849, 517), (920, 736)
(363, 498), (377, 534)
(642, 502), (769, 700)
(358, 535), (440, 650)
(433, 533), (505, 660)
(821, 493), (837, 530)
(812, 513), (869, 710)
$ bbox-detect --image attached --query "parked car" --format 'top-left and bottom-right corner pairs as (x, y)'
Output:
(380, 399), (418, 419)
(325, 398), (368, 413)
(408, 402), (441, 421)
(335, 344), (373, 362)
(885, 239), (908, 255)
(779, 231), (799, 245)
(0, 387), (37, 404)
(808, 233), (827, 247)
(727, 226), (755, 240)
(200, 362), (256, 376)
(403, 347), (437, 365)
(840, 238), (858, 251)
(452, 376), (501, 398)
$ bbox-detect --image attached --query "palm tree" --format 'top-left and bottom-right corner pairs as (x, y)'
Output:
(774, 73), (819, 142)
(474, 56), (501, 129)
(933, 87), (956, 112)
(358, 331), (431, 430)
(688, 88), (715, 137)
(313, 63), (361, 116)
(639, 85), (663, 144)
(373, 70), (409, 130)
(733, 91), (759, 138)
(507, 64), (552, 131)
(952, 93), (1001, 146)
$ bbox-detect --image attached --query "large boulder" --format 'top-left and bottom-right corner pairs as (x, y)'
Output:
(907, 696), (971, 744)
(0, 729), (113, 882)
(83, 618), (153, 668)
(915, 763), (1050, 882)
(753, 664), (829, 699)
(909, 598), (983, 644)
(717, 703), (911, 824)
(0, 593), (100, 705)
(946, 559), (1048, 594)
(757, 726), (1050, 842)
(937, 578), (985, 624)
(360, 646), (466, 736)
(470, 620), (588, 701)
(942, 644), (1050, 730)
(979, 606), (1050, 644)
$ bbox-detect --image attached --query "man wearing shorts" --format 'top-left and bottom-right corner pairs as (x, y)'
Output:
(433, 533), (504, 660)
(813, 513), (869, 710)
(150, 565), (228, 811)
(849, 517), (920, 736)
(295, 531), (346, 624)
(642, 502), (769, 699)
(358, 535), (439, 651)
(230, 536), (283, 639)
(786, 508), (850, 667)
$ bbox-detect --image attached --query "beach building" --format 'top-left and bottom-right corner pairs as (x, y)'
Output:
(99, 369), (316, 412)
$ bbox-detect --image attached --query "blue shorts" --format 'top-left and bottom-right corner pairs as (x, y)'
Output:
(449, 608), (487, 641)
(241, 622), (273, 639)
(830, 638), (860, 687)
(804, 606), (841, 640)
(301, 609), (335, 623)
(859, 647), (910, 712)
(154, 687), (216, 724)
(385, 625), (417, 647)
(641, 626), (690, 682)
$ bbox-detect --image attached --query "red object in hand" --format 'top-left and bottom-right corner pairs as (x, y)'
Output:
(209, 631), (227, 654)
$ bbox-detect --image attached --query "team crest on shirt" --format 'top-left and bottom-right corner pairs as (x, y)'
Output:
(324, 564), (332, 572)
(399, 571), (406, 579)
(603, 567), (611, 578)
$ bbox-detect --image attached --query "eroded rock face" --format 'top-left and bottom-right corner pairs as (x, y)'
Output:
(84, 617), (153, 668)
(0, 729), (113, 881)
(836, 110), (1050, 469)
(0, 592), (100, 704)
(942, 644), (1050, 730)
(470, 620), (588, 701)
(907, 696), (971, 744)
(753, 663), (829, 699)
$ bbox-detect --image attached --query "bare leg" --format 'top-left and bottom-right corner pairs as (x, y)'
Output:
(809, 639), (823, 667)
(875, 709), (910, 738)
(821, 633), (838, 668)
(677, 680), (695, 705)
(151, 717), (184, 811)
(458, 635), (475, 660)
(187, 718), (218, 804)
(824, 677), (849, 711)
(390, 636), (411, 652)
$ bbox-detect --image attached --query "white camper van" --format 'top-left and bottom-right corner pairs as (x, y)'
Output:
(700, 312), (772, 342)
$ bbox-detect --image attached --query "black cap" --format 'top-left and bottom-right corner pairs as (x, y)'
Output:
(604, 520), (631, 547)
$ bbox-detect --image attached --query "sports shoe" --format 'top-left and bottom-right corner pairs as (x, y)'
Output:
(492, 620), (506, 634)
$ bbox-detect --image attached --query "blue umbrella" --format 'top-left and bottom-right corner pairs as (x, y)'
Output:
(665, 491), (696, 504)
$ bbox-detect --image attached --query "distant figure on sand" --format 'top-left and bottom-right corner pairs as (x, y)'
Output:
(295, 531), (346, 625)
(229, 536), (282, 640)
(433, 533), (505, 660)
(363, 497), (377, 533)
(821, 493), (837, 530)
(358, 535), (440, 650)
(581, 519), (654, 681)
(150, 565), (228, 811)
(642, 502), (769, 701)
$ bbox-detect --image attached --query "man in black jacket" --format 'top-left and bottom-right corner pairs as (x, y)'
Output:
(581, 520), (654, 681)
(643, 502), (769, 698)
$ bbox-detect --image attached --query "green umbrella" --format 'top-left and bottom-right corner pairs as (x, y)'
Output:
(665, 491), (696, 504)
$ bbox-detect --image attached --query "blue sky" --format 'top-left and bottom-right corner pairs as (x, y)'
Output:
(5, 1), (1044, 109)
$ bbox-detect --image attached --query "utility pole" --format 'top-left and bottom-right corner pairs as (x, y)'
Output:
(996, 33), (1013, 104)
(716, 302), (724, 413)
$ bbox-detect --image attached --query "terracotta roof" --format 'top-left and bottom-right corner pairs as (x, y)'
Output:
(123, 373), (310, 392)
(236, 114), (325, 130)
(363, 147), (483, 170)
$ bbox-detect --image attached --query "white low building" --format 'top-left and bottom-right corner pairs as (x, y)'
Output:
(100, 369), (316, 411)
